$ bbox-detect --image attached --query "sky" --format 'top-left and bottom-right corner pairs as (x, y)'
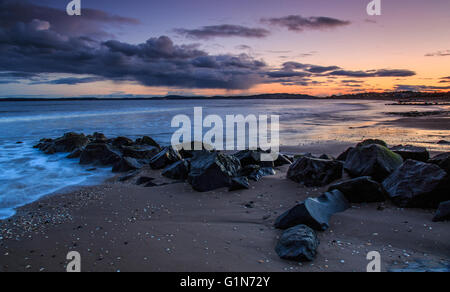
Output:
(0, 0), (449, 98)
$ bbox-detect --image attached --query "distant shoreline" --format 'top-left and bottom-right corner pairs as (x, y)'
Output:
(1, 91), (449, 102)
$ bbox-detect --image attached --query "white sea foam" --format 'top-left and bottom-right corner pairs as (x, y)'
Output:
(0, 141), (111, 219)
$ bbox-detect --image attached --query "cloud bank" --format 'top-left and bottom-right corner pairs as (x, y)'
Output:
(262, 15), (351, 32)
(0, 2), (417, 90)
(175, 25), (270, 40)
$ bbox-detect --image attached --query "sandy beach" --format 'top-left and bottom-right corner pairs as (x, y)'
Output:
(1, 139), (448, 273)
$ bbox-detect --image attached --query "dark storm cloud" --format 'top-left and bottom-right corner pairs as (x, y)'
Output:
(0, 0), (139, 38)
(174, 25), (270, 40)
(0, 18), (267, 90)
(425, 50), (450, 57)
(31, 77), (105, 85)
(0, 3), (417, 90)
(306, 65), (340, 73)
(0, 71), (38, 79)
(262, 15), (351, 32)
(329, 69), (416, 78)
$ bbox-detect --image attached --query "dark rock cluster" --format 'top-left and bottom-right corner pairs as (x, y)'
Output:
(275, 138), (449, 263)
(35, 133), (283, 193)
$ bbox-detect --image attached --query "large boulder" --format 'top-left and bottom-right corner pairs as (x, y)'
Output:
(175, 141), (214, 159)
(34, 132), (89, 154)
(112, 157), (142, 173)
(88, 132), (108, 143)
(162, 160), (190, 180)
(336, 147), (354, 162)
(274, 190), (350, 231)
(433, 201), (450, 222)
(111, 136), (134, 147)
(275, 225), (319, 262)
(233, 150), (274, 168)
(428, 153), (450, 173)
(188, 152), (241, 192)
(121, 145), (160, 160)
(390, 145), (430, 162)
(149, 147), (182, 170)
(357, 139), (388, 148)
(135, 136), (161, 149)
(287, 157), (343, 187)
(328, 177), (386, 203)
(239, 164), (261, 177)
(79, 143), (122, 166)
(383, 160), (449, 208)
(344, 144), (403, 182)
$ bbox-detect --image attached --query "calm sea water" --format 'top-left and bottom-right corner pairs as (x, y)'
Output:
(0, 99), (449, 219)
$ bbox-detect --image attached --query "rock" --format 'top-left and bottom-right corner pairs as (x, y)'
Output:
(34, 132), (89, 154)
(437, 140), (450, 145)
(383, 160), (449, 208)
(79, 143), (122, 166)
(293, 153), (314, 160)
(121, 145), (160, 160)
(188, 152), (241, 192)
(390, 145), (430, 162)
(118, 170), (140, 182)
(336, 147), (354, 162)
(275, 225), (319, 262)
(176, 141), (214, 159)
(344, 144), (403, 182)
(274, 190), (350, 231)
(135, 136), (160, 149)
(149, 147), (182, 170)
(319, 154), (334, 160)
(112, 137), (134, 147)
(428, 153), (450, 173)
(239, 164), (261, 177)
(287, 157), (343, 187)
(248, 167), (276, 182)
(229, 177), (250, 191)
(433, 201), (450, 222)
(357, 139), (388, 148)
(162, 160), (190, 180)
(233, 150), (274, 168)
(67, 149), (82, 159)
(112, 157), (142, 173)
(89, 132), (108, 143)
(136, 177), (155, 185)
(328, 177), (386, 203)
(274, 154), (292, 167)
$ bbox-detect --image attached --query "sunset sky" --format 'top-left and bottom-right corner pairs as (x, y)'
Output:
(0, 0), (449, 97)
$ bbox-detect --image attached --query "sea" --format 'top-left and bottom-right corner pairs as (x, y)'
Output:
(0, 99), (449, 219)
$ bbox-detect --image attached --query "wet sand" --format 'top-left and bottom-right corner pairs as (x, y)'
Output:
(0, 162), (448, 272)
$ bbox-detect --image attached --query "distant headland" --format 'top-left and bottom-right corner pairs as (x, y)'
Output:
(1, 91), (449, 102)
